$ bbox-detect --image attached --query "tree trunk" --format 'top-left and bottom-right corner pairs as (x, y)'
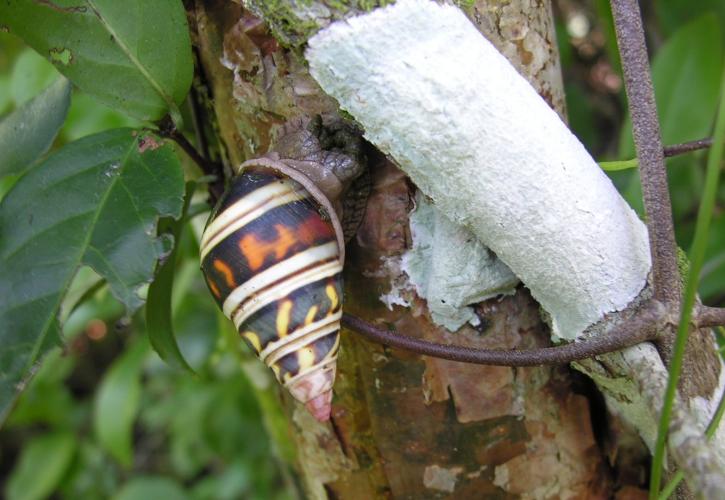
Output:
(192, 1), (646, 497)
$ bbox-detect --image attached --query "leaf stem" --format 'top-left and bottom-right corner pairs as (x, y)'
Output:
(599, 137), (714, 171)
(697, 306), (725, 328)
(157, 117), (224, 202)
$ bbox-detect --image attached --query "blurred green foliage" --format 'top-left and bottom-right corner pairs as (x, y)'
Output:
(0, 265), (293, 499)
(0, 29), (294, 500)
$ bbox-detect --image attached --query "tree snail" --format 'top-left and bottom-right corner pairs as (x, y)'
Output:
(200, 117), (366, 421)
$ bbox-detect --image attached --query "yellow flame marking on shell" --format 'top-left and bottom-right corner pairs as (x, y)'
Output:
(304, 305), (319, 326)
(297, 346), (316, 370)
(326, 284), (339, 313)
(276, 300), (294, 339)
(242, 331), (261, 353)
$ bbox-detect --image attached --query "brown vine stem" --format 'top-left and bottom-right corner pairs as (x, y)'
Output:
(697, 306), (725, 328)
(610, 0), (680, 308)
(158, 116), (225, 202)
(664, 137), (713, 158)
(342, 302), (664, 366)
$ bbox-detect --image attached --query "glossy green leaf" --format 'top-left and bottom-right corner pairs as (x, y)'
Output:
(8, 48), (59, 107)
(146, 183), (194, 372)
(113, 476), (189, 500)
(619, 15), (723, 157)
(0, 0), (193, 122)
(0, 128), (184, 422)
(0, 77), (71, 176)
(94, 339), (148, 467)
(62, 92), (140, 142)
(5, 431), (77, 500)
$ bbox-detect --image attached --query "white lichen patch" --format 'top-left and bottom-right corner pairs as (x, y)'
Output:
(374, 255), (415, 310)
(402, 193), (518, 331)
(307, 0), (651, 340)
(423, 464), (463, 493)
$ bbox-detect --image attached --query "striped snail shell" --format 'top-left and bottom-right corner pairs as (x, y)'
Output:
(200, 157), (346, 422)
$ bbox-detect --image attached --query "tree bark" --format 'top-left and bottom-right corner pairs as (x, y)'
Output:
(192, 1), (646, 497)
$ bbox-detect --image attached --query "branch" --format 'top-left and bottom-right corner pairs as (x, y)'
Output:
(610, 0), (681, 306)
(660, 383), (725, 497)
(665, 137), (713, 158)
(158, 116), (225, 202)
(697, 306), (725, 328)
(623, 344), (725, 497)
(341, 302), (664, 366)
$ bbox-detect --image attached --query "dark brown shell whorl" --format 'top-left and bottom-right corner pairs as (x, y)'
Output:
(200, 166), (343, 421)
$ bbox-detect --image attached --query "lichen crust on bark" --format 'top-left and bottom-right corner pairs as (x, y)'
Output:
(306, 0), (652, 340)
(402, 193), (519, 331)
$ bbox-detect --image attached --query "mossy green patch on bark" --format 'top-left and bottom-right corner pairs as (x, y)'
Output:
(453, 0), (476, 11)
(245, 0), (395, 47)
(677, 246), (690, 288)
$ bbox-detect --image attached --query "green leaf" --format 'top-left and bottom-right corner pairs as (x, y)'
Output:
(94, 339), (148, 467)
(113, 476), (189, 500)
(146, 182), (194, 372)
(0, 128), (184, 423)
(0, 77), (71, 177)
(617, 14), (723, 214)
(620, 15), (723, 157)
(700, 213), (725, 300)
(5, 431), (77, 500)
(8, 48), (60, 107)
(0, 0), (194, 122)
(62, 92), (140, 142)
(657, 0), (725, 48)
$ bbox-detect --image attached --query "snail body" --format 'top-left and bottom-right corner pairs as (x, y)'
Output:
(200, 116), (365, 422)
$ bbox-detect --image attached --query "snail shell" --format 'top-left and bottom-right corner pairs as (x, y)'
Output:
(200, 158), (345, 422)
